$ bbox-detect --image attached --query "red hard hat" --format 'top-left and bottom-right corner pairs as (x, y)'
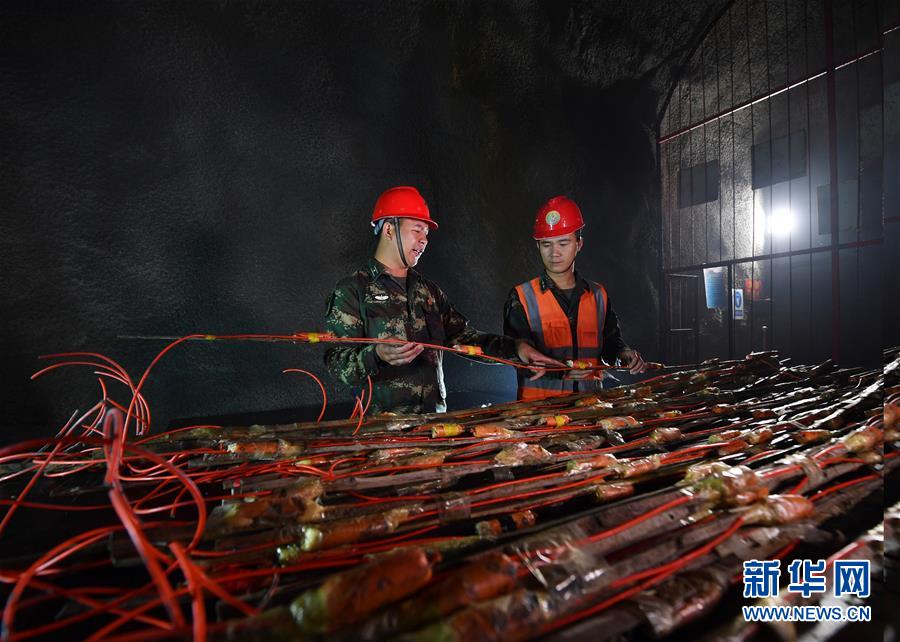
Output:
(533, 196), (584, 239)
(371, 186), (439, 230)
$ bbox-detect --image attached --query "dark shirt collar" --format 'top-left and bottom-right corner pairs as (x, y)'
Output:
(366, 257), (387, 281)
(366, 257), (419, 285)
(539, 270), (589, 293)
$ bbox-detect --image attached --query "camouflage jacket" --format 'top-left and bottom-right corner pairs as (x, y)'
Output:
(324, 258), (519, 414)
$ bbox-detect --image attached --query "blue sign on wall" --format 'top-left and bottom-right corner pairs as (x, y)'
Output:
(733, 288), (745, 319)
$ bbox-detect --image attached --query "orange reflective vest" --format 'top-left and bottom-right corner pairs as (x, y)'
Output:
(513, 277), (608, 401)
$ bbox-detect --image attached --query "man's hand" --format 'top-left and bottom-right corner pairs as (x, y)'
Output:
(376, 341), (425, 366)
(619, 347), (647, 374)
(515, 340), (566, 381)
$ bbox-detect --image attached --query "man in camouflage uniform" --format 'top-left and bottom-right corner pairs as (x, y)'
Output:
(324, 186), (562, 414)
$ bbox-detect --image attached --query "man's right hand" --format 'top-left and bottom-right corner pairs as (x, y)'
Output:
(514, 340), (567, 381)
(376, 341), (425, 366)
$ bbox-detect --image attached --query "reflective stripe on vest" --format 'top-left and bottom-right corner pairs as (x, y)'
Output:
(514, 277), (608, 400)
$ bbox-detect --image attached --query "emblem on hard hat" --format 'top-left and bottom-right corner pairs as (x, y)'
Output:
(545, 210), (561, 226)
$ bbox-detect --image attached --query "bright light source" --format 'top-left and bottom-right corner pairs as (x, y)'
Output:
(767, 208), (793, 237)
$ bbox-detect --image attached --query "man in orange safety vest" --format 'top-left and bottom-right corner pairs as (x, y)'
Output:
(504, 196), (647, 401)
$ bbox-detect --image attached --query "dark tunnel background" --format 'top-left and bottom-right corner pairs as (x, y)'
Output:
(0, 0), (894, 445)
(0, 0), (720, 441)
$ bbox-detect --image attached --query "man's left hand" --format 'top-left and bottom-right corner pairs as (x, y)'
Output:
(619, 348), (647, 374)
(515, 340), (566, 381)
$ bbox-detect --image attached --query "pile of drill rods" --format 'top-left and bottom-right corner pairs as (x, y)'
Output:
(0, 348), (893, 641)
